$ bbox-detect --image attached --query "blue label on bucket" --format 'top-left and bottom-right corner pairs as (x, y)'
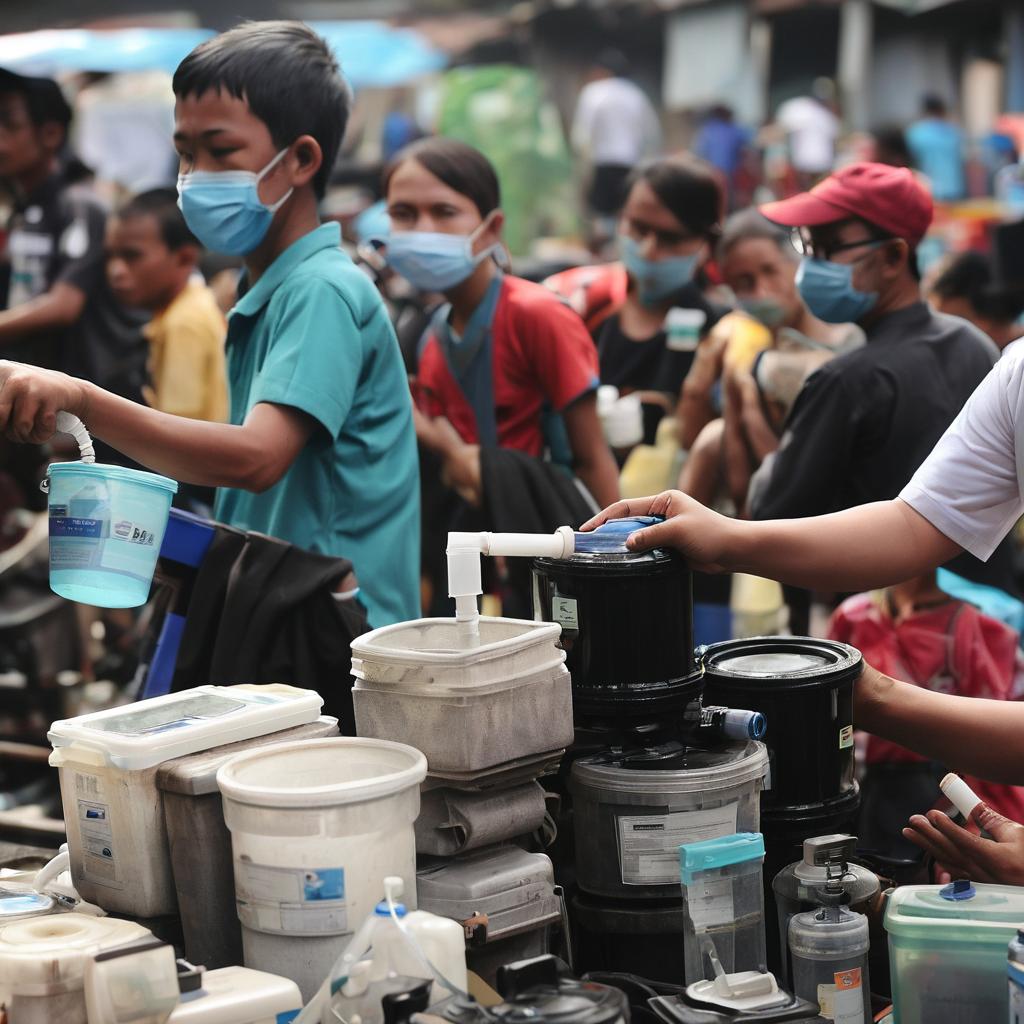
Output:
(277, 1013), (300, 1023)
(304, 868), (344, 901)
(49, 516), (106, 539)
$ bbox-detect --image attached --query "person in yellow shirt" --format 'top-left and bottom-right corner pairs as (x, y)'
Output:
(106, 188), (227, 423)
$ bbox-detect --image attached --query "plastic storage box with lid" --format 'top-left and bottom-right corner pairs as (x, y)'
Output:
(885, 880), (1024, 1023)
(569, 740), (768, 900)
(0, 911), (151, 1024)
(416, 845), (561, 985)
(156, 715), (340, 970)
(680, 832), (768, 986)
(49, 682), (323, 918)
(351, 616), (572, 775)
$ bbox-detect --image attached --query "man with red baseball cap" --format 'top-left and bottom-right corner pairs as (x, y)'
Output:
(744, 161), (1016, 597)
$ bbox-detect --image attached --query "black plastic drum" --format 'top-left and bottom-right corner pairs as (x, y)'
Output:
(532, 547), (701, 716)
(700, 637), (862, 808)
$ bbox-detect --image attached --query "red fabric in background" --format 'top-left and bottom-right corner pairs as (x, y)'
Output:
(829, 591), (1024, 822)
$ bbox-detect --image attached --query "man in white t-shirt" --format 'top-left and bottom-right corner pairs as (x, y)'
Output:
(571, 50), (661, 224)
(579, 346), (1024, 883)
(775, 79), (840, 185)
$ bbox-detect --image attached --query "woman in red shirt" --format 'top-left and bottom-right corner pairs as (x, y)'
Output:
(381, 137), (619, 510)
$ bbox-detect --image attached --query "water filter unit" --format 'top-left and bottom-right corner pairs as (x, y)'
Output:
(787, 865), (870, 1024)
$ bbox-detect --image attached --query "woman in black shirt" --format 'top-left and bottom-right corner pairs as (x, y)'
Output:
(596, 155), (727, 443)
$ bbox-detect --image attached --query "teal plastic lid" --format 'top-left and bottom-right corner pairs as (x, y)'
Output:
(680, 832), (764, 883)
(48, 460), (178, 493)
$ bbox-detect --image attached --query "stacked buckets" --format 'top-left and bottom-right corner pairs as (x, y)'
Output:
(532, 528), (769, 981)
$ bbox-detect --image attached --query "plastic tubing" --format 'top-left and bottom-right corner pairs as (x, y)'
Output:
(293, 908), (380, 1024)
(940, 773), (982, 821)
(32, 844), (70, 893)
(55, 411), (96, 464)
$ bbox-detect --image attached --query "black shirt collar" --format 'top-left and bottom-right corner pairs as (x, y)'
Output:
(864, 300), (931, 341)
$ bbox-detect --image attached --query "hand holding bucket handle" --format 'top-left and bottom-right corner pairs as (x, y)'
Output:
(55, 411), (96, 464)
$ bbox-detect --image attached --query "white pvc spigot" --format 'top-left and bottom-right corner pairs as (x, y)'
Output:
(446, 528), (576, 648)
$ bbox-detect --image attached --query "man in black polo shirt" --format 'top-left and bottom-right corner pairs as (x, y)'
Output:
(749, 161), (1017, 597)
(0, 70), (146, 422)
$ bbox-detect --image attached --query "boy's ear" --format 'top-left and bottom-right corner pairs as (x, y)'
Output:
(290, 135), (322, 189)
(176, 242), (200, 272)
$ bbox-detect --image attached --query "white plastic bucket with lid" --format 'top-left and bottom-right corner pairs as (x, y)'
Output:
(0, 911), (151, 1024)
(216, 736), (427, 1002)
(46, 458), (178, 608)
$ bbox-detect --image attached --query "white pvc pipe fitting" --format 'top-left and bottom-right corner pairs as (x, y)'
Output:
(940, 773), (982, 821)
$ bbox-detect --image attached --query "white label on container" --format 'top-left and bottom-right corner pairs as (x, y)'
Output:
(78, 793), (120, 885)
(839, 725), (854, 750)
(552, 595), (579, 632)
(618, 802), (738, 885)
(686, 876), (735, 929)
(817, 968), (864, 1023)
(235, 860), (348, 935)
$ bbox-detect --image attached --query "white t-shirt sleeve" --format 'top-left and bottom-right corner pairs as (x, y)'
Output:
(900, 338), (1024, 560)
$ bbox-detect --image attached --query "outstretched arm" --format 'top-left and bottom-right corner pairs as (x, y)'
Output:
(855, 663), (1024, 786)
(582, 489), (960, 592)
(0, 361), (313, 492)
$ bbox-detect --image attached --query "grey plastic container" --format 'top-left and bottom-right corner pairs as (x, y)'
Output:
(789, 905), (870, 1024)
(569, 741), (768, 900)
(155, 716), (340, 969)
(417, 845), (561, 984)
(351, 617), (573, 776)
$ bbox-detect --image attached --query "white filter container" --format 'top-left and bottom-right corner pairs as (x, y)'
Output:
(216, 737), (427, 1003)
(168, 966), (302, 1023)
(49, 683), (323, 917)
(0, 912), (151, 1024)
(351, 617), (572, 774)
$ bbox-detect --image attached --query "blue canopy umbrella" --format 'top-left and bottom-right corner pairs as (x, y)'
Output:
(0, 28), (214, 76)
(0, 23), (445, 88)
(309, 20), (446, 89)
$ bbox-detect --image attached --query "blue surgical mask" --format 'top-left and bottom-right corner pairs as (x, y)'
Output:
(796, 256), (878, 323)
(384, 218), (500, 292)
(619, 234), (700, 307)
(177, 148), (293, 256)
(739, 296), (788, 329)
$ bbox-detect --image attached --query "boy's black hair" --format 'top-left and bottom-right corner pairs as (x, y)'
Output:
(0, 69), (72, 129)
(933, 250), (1024, 324)
(383, 137), (501, 218)
(626, 155), (723, 243)
(172, 21), (350, 199)
(118, 188), (199, 250)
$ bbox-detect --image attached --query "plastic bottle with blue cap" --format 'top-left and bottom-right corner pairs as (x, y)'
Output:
(296, 877), (466, 1024)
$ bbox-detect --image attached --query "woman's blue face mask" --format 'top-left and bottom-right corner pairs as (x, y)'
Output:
(383, 215), (501, 293)
(177, 148), (293, 257)
(619, 234), (701, 307)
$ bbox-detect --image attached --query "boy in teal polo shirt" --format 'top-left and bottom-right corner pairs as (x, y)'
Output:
(0, 22), (420, 627)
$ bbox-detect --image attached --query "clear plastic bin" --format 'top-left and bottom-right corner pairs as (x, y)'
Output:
(680, 832), (767, 985)
(885, 881), (1024, 1023)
